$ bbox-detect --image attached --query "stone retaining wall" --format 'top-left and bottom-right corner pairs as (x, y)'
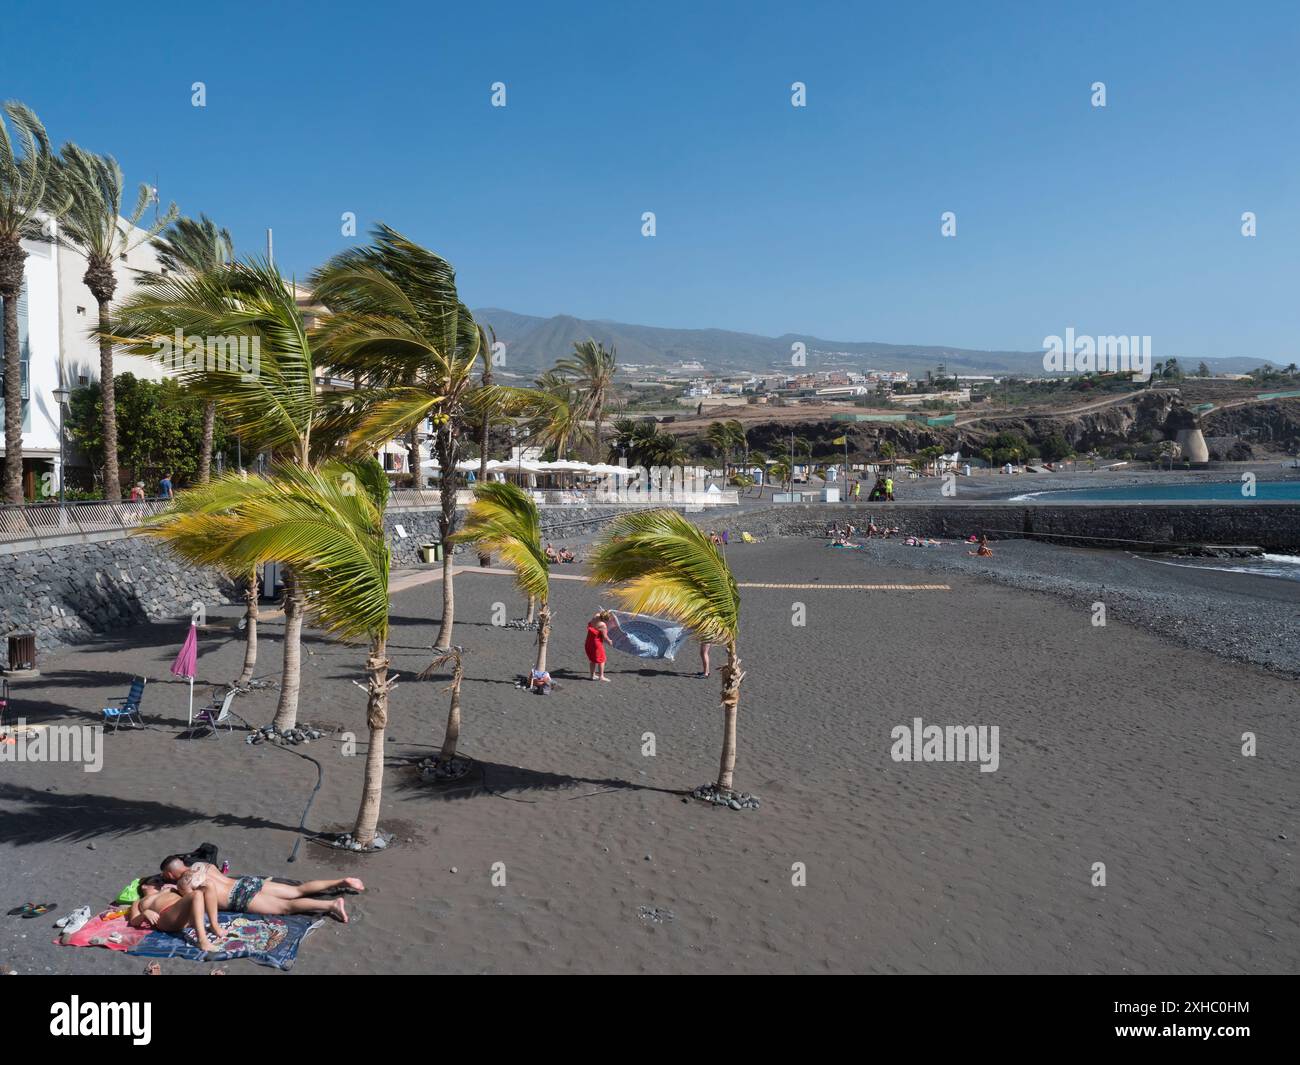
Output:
(0, 537), (235, 656)
(1, 506), (689, 655)
(726, 502), (1300, 551)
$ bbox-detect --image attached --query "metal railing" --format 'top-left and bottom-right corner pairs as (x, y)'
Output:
(0, 484), (743, 547)
(387, 488), (740, 510)
(0, 498), (172, 545)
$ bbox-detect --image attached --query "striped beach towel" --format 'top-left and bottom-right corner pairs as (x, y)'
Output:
(607, 611), (691, 661)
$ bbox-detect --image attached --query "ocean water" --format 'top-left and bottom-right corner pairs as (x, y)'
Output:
(1015, 480), (1300, 502)
(1140, 553), (1300, 584)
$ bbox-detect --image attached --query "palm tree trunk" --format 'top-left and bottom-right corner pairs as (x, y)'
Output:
(236, 569), (259, 687)
(93, 293), (122, 501)
(535, 603), (551, 673)
(439, 672), (461, 762)
(526, 595), (536, 623)
(479, 364), (493, 482)
(406, 428), (422, 495)
(1, 242), (28, 504)
(197, 400), (217, 483)
(433, 430), (457, 649)
(717, 640), (743, 792)
(352, 637), (390, 847)
(272, 568), (305, 731)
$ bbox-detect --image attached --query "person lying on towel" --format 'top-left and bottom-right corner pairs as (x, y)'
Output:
(129, 874), (227, 952)
(159, 855), (361, 923)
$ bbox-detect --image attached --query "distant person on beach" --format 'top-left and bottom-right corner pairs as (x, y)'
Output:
(884, 476), (895, 501)
(585, 609), (613, 681)
(698, 641), (711, 679)
(969, 534), (993, 557)
(159, 472), (173, 500)
(130, 482), (146, 502)
(544, 543), (559, 563)
(853, 481), (862, 500)
(159, 856), (360, 922)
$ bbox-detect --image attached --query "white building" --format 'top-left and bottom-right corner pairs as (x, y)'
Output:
(0, 220), (172, 497)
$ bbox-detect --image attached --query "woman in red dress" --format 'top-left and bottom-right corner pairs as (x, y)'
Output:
(585, 610), (613, 682)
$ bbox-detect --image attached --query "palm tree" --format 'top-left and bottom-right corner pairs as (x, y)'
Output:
(527, 370), (593, 462)
(706, 421), (734, 478)
(588, 509), (744, 793)
(140, 459), (394, 846)
(140, 213), (234, 484)
(311, 225), (491, 651)
(452, 481), (552, 675)
(557, 338), (617, 460)
(108, 259), (332, 730)
(236, 567), (260, 687)
(421, 645), (466, 764)
(477, 323), (496, 483)
(0, 102), (64, 504)
(45, 143), (176, 499)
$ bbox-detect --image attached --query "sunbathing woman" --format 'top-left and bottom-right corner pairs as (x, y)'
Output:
(160, 857), (360, 922)
(129, 874), (227, 952)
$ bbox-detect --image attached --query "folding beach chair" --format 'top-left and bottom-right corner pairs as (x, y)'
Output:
(194, 685), (241, 736)
(102, 677), (147, 732)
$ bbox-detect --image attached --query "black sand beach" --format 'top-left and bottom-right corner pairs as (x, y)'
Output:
(1, 541), (1295, 974)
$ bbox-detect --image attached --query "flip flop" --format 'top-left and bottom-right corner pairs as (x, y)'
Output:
(22, 903), (57, 919)
(6, 903), (36, 917)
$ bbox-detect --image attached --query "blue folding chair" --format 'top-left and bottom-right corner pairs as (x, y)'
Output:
(102, 677), (147, 732)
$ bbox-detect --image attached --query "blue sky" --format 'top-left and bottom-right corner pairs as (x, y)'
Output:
(7, 0), (1298, 359)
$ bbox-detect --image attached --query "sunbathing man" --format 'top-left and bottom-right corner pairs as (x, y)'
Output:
(160, 855), (361, 923)
(129, 874), (227, 952)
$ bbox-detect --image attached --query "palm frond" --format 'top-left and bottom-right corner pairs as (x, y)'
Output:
(139, 463), (390, 640)
(450, 481), (549, 603)
(587, 509), (738, 643)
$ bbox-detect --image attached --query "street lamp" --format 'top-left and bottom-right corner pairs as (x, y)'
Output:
(51, 384), (69, 508)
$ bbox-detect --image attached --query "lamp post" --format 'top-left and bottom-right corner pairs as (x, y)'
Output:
(51, 384), (69, 508)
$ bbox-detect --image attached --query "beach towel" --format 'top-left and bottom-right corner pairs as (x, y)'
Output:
(55, 910), (151, 952)
(130, 912), (322, 971)
(607, 611), (691, 661)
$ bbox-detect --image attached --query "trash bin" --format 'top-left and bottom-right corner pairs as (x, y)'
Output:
(7, 632), (37, 674)
(419, 543), (443, 564)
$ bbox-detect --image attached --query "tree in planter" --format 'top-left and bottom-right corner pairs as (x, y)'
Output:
(0, 102), (66, 504)
(420, 645), (465, 765)
(44, 143), (176, 500)
(140, 459), (394, 847)
(451, 481), (551, 677)
(588, 509), (745, 794)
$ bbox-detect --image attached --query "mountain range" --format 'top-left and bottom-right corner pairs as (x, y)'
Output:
(473, 308), (1275, 380)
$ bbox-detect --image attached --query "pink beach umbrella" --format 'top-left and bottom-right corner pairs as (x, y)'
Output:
(171, 622), (199, 726)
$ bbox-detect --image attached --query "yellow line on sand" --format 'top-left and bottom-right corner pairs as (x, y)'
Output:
(736, 582), (951, 590)
(387, 567), (949, 593)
